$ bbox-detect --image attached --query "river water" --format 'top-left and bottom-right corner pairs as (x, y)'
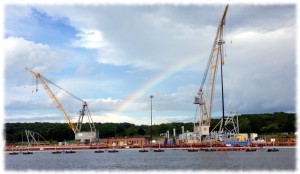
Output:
(4, 147), (296, 171)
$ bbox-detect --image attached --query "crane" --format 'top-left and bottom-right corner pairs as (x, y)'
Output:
(25, 67), (98, 143)
(194, 5), (229, 141)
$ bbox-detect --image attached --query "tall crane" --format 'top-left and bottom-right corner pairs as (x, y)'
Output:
(194, 5), (229, 141)
(25, 67), (98, 143)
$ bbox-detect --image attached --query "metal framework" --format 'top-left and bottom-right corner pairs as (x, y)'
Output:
(25, 130), (49, 146)
(25, 68), (97, 142)
(194, 5), (229, 141)
(219, 112), (239, 134)
(210, 112), (240, 141)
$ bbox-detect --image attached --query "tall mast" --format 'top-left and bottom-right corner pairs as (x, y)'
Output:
(194, 5), (229, 141)
(220, 32), (226, 133)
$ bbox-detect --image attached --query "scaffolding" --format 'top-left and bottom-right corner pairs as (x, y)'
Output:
(24, 130), (49, 146)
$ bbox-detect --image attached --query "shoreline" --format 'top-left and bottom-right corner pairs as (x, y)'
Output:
(4, 145), (296, 153)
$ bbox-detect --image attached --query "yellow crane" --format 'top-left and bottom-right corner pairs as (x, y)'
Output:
(194, 5), (229, 141)
(25, 67), (98, 143)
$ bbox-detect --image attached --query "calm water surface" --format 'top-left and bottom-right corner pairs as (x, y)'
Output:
(5, 147), (296, 171)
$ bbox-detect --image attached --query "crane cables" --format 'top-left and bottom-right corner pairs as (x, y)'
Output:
(41, 75), (85, 103)
(199, 5), (229, 91)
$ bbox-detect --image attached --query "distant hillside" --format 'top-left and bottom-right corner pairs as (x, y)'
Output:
(4, 112), (296, 142)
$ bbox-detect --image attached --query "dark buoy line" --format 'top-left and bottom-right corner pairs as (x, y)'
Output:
(187, 149), (198, 152)
(245, 148), (257, 152)
(94, 150), (104, 153)
(108, 149), (118, 153)
(154, 149), (164, 152)
(139, 149), (149, 152)
(9, 152), (19, 155)
(65, 150), (76, 153)
(267, 148), (279, 152)
(52, 151), (62, 154)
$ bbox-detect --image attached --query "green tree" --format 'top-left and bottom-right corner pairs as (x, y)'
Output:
(115, 125), (126, 137)
(259, 127), (268, 133)
(98, 123), (116, 138)
(266, 123), (279, 134)
(126, 126), (138, 136)
(137, 128), (146, 135)
(238, 117), (251, 133)
(3, 112), (296, 142)
(47, 124), (73, 142)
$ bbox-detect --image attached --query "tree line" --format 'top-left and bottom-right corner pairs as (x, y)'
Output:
(4, 112), (296, 143)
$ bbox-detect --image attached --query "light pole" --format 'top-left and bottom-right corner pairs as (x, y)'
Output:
(150, 95), (154, 144)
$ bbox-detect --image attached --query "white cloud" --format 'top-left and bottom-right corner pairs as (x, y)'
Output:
(5, 99), (53, 110)
(153, 115), (193, 124)
(36, 5), (212, 70)
(4, 37), (68, 83)
(87, 98), (124, 112)
(4, 6), (34, 36)
(72, 29), (110, 49)
(3, 37), (75, 120)
(153, 84), (198, 111)
(3, 5), (296, 125)
(53, 76), (122, 100)
(75, 65), (93, 75)
(4, 113), (65, 123)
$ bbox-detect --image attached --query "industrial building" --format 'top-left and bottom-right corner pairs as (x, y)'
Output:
(99, 137), (150, 148)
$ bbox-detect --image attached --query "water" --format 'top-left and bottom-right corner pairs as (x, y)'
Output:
(5, 148), (296, 171)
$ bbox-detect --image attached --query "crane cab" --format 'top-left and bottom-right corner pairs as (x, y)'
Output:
(75, 131), (99, 144)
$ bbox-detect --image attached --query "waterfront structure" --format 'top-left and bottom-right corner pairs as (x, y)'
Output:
(25, 68), (98, 143)
(192, 5), (229, 142)
(179, 5), (258, 146)
(99, 137), (150, 148)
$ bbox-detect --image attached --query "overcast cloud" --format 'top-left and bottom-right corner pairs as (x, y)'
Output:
(3, 3), (296, 125)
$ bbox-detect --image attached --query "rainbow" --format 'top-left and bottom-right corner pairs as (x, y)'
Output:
(114, 55), (200, 114)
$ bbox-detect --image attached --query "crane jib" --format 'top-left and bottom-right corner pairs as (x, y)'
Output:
(24, 67), (94, 134)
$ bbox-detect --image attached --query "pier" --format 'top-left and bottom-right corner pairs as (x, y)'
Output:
(5, 141), (295, 153)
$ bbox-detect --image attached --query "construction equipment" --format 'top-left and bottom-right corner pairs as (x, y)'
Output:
(210, 112), (240, 141)
(25, 67), (98, 143)
(25, 130), (49, 146)
(193, 5), (229, 141)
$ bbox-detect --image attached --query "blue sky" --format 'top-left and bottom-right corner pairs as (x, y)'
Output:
(2, 2), (296, 125)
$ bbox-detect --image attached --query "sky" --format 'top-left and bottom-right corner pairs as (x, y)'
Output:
(1, 1), (296, 125)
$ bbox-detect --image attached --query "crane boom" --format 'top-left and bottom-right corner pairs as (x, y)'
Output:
(25, 68), (78, 133)
(194, 5), (229, 140)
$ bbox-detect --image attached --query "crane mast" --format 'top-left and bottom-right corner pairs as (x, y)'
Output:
(25, 67), (98, 143)
(194, 5), (229, 141)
